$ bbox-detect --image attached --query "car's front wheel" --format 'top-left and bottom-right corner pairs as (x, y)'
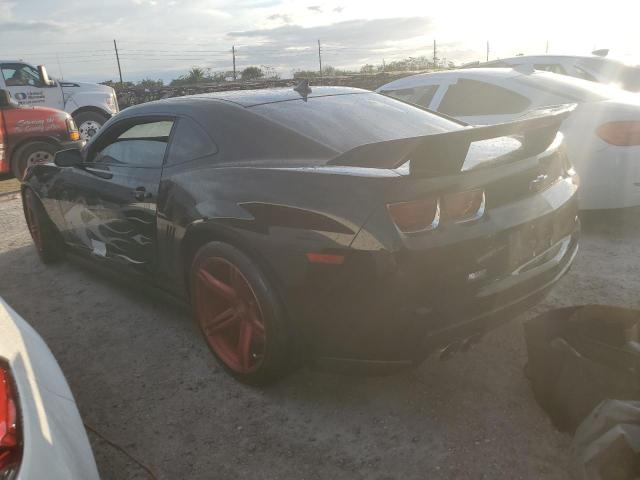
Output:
(190, 241), (290, 385)
(22, 189), (64, 264)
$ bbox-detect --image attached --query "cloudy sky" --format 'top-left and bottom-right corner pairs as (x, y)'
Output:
(0, 0), (639, 83)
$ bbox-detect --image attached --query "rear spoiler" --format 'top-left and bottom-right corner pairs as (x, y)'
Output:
(329, 103), (576, 176)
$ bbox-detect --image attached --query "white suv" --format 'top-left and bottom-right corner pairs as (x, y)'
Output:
(0, 61), (119, 141)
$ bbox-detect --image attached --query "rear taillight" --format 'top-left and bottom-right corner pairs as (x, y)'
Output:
(387, 198), (440, 233)
(441, 189), (485, 223)
(0, 365), (20, 478)
(596, 121), (640, 146)
(388, 189), (485, 234)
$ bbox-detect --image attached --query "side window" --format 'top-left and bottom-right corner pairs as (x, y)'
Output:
(1, 64), (42, 87)
(92, 120), (173, 167)
(573, 66), (597, 82)
(533, 64), (567, 75)
(438, 79), (531, 116)
(382, 85), (439, 108)
(166, 117), (217, 164)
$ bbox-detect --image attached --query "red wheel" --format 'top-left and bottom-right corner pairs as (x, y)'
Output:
(22, 189), (64, 264)
(194, 258), (266, 373)
(24, 198), (43, 252)
(190, 242), (289, 384)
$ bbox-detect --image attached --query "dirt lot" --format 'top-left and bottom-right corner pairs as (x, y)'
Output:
(0, 177), (20, 196)
(0, 195), (638, 480)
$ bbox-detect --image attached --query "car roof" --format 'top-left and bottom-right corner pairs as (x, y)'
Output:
(176, 86), (368, 107)
(378, 68), (527, 90)
(482, 54), (626, 65)
(112, 86), (377, 125)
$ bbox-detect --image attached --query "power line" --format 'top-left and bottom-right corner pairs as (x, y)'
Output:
(318, 39), (322, 77)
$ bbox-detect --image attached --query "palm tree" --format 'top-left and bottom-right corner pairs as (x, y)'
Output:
(184, 67), (207, 83)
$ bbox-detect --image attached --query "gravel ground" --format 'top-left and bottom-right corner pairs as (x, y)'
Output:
(0, 177), (20, 195)
(0, 195), (638, 480)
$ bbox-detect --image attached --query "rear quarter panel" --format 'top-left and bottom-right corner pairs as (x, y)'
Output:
(155, 162), (398, 298)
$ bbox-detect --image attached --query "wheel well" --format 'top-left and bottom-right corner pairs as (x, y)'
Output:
(10, 137), (58, 166)
(71, 106), (110, 120)
(181, 223), (280, 297)
(182, 224), (248, 288)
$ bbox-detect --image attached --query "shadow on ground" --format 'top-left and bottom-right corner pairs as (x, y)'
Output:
(0, 228), (580, 480)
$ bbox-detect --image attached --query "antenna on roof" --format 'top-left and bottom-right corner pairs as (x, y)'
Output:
(293, 79), (312, 101)
(592, 49), (609, 57)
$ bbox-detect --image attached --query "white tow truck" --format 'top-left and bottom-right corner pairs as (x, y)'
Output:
(0, 60), (119, 141)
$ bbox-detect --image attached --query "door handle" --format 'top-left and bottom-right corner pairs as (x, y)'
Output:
(132, 186), (151, 201)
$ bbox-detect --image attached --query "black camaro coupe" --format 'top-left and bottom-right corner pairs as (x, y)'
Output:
(22, 86), (579, 384)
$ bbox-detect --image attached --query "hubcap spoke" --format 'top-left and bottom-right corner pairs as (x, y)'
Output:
(204, 307), (238, 334)
(247, 305), (265, 336)
(198, 268), (237, 302)
(237, 320), (253, 371)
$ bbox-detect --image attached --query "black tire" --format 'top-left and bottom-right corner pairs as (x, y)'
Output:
(12, 141), (57, 180)
(190, 241), (290, 385)
(22, 188), (65, 264)
(73, 111), (108, 142)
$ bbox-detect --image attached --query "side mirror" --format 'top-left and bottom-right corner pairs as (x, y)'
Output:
(54, 148), (83, 168)
(0, 90), (18, 108)
(37, 65), (55, 87)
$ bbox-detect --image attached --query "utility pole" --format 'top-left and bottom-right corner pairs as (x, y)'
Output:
(318, 39), (323, 78)
(382, 58), (386, 72)
(433, 39), (437, 67)
(113, 39), (123, 85)
(232, 46), (237, 81)
(486, 41), (490, 62)
(545, 40), (549, 54)
(56, 52), (64, 80)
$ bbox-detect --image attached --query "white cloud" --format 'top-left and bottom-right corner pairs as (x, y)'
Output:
(0, 0), (638, 82)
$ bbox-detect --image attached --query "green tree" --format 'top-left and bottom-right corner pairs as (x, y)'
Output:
(360, 64), (375, 74)
(137, 78), (164, 89)
(170, 67), (211, 86)
(240, 66), (264, 80)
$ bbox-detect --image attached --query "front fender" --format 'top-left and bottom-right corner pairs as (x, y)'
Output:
(66, 92), (116, 116)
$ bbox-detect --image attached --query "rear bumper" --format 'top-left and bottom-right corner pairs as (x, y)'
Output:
(302, 178), (580, 368)
(575, 147), (640, 210)
(315, 231), (578, 372)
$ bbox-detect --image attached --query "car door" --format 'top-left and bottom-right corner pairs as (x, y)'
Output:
(0, 63), (64, 110)
(60, 116), (174, 274)
(432, 78), (532, 125)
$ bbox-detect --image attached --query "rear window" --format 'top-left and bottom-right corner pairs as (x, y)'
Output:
(438, 79), (531, 116)
(381, 85), (439, 108)
(250, 93), (461, 153)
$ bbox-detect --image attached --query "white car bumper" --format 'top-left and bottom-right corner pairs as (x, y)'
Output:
(575, 146), (640, 210)
(0, 298), (100, 480)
